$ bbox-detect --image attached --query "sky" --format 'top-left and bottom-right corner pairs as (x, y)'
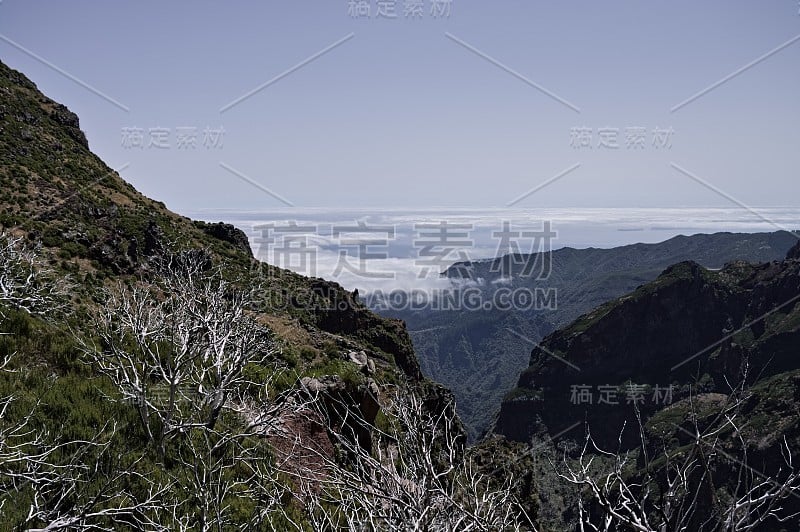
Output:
(1, 1), (799, 213)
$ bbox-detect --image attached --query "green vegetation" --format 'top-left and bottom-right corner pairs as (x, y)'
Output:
(2, 58), (523, 530)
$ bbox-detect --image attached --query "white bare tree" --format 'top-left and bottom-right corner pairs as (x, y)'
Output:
(154, 423), (302, 532)
(284, 388), (536, 531)
(22, 428), (170, 532)
(1, 232), (68, 519)
(0, 232), (69, 317)
(150, 365), (322, 531)
(0, 233), (168, 530)
(556, 385), (800, 531)
(78, 252), (280, 456)
(3, 238), (538, 529)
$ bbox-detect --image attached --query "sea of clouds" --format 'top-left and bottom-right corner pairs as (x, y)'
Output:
(188, 207), (800, 295)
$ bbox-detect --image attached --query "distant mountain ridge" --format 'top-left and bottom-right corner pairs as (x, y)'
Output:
(381, 230), (799, 441)
(445, 231), (798, 280)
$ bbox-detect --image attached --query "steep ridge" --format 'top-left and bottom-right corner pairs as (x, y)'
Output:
(0, 58), (423, 381)
(494, 244), (800, 451)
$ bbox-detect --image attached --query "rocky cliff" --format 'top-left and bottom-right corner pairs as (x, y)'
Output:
(494, 243), (800, 451)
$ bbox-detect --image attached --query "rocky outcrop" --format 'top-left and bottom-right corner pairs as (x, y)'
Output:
(300, 375), (382, 452)
(263, 402), (336, 489)
(309, 278), (422, 380)
(48, 103), (88, 149)
(347, 350), (376, 375)
(194, 221), (253, 257)
(144, 220), (166, 256)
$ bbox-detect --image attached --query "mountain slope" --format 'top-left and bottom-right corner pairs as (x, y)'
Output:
(0, 58), (423, 381)
(494, 245), (800, 451)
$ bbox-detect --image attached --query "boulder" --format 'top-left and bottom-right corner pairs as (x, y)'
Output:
(300, 375), (346, 396)
(359, 379), (381, 423)
(194, 221), (253, 257)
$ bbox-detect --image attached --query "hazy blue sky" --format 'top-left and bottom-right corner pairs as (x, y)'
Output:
(1, 1), (798, 213)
